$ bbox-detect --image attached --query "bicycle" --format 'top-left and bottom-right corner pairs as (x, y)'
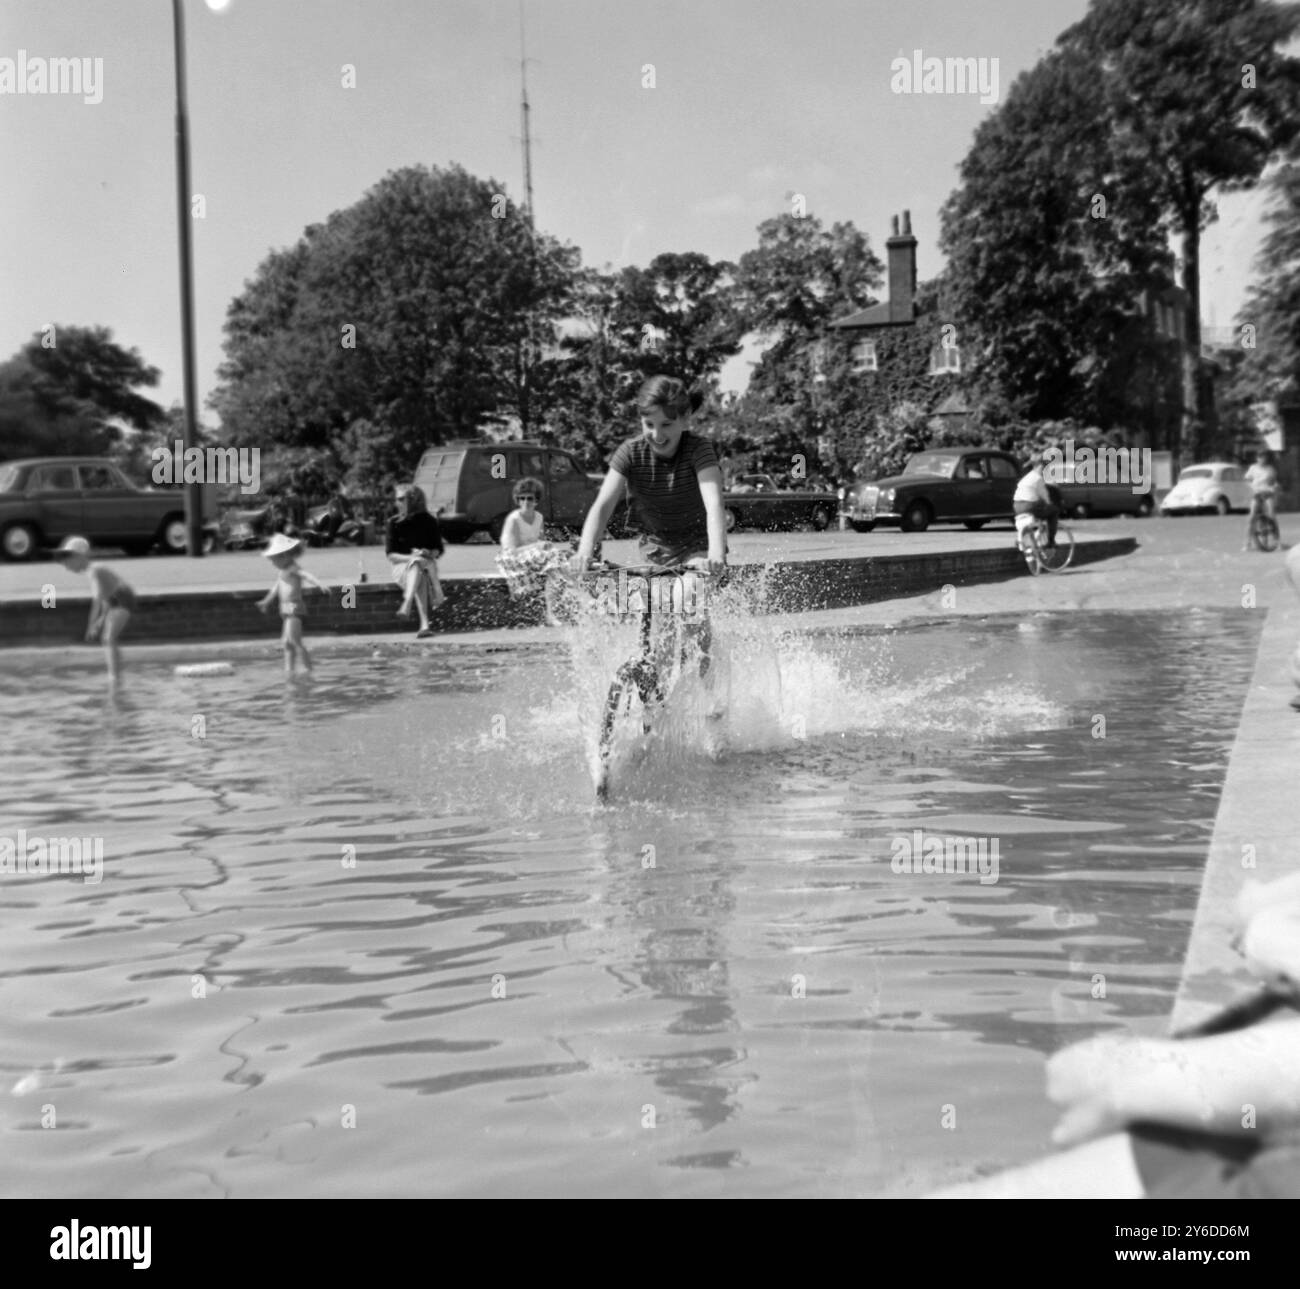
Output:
(1246, 495), (1280, 552)
(1016, 513), (1075, 575)
(547, 561), (721, 800)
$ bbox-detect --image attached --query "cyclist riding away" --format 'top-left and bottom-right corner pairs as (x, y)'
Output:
(1014, 449), (1060, 553)
(1244, 448), (1279, 551)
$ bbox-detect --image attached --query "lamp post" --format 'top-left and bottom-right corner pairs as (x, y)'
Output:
(171, 0), (205, 556)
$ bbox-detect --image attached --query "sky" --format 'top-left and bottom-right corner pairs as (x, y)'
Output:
(0, 0), (1277, 422)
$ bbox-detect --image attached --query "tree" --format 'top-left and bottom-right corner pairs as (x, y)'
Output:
(1231, 161), (1300, 407)
(735, 214), (882, 403)
(210, 164), (582, 472)
(731, 214), (883, 474)
(940, 44), (1176, 434)
(0, 326), (164, 459)
(1061, 0), (1300, 447)
(610, 252), (746, 390)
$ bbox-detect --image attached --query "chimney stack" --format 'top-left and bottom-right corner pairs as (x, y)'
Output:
(886, 210), (917, 323)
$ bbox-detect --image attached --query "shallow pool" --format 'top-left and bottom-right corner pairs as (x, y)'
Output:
(0, 608), (1261, 1196)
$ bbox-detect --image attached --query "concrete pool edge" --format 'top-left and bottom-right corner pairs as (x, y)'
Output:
(1169, 594), (1300, 1034)
(0, 535), (1137, 647)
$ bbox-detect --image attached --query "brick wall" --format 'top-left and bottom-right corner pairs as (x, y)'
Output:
(0, 538), (1136, 647)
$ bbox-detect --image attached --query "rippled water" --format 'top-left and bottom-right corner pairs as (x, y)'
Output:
(0, 608), (1260, 1196)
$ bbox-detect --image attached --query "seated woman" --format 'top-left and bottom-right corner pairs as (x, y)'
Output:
(386, 484), (445, 638)
(495, 478), (571, 602)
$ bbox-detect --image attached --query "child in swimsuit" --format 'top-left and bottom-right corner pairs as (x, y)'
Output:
(54, 535), (137, 691)
(258, 533), (328, 675)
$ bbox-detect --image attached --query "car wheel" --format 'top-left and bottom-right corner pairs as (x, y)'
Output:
(1, 522), (40, 561)
(900, 500), (932, 533)
(810, 504), (833, 531)
(849, 520), (875, 533)
(1215, 496), (1231, 516)
(157, 515), (188, 554)
(724, 507), (739, 533)
(1072, 502), (1092, 520)
(963, 519), (988, 530)
(488, 514), (508, 544)
(1136, 496), (1154, 517)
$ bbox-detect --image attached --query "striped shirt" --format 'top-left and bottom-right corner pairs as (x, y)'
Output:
(609, 432), (718, 545)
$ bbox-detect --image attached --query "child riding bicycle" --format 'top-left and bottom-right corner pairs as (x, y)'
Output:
(1244, 448), (1279, 551)
(570, 376), (728, 788)
(571, 375), (727, 581)
(1014, 449), (1061, 552)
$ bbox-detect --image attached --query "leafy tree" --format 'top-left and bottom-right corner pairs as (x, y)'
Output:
(730, 214), (883, 475)
(0, 326), (164, 459)
(1231, 160), (1300, 406)
(1061, 0), (1300, 445)
(610, 252), (746, 390)
(735, 214), (882, 403)
(940, 44), (1176, 435)
(211, 164), (581, 470)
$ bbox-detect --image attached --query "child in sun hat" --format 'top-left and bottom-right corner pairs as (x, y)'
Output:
(258, 532), (328, 675)
(52, 535), (137, 690)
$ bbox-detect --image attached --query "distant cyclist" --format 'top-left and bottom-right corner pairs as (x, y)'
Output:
(1014, 449), (1060, 552)
(572, 375), (728, 577)
(1244, 448), (1279, 551)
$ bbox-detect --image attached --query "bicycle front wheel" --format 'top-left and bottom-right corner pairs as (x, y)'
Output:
(1036, 523), (1075, 572)
(1256, 516), (1280, 553)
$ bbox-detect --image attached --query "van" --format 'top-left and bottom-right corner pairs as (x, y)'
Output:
(414, 442), (611, 543)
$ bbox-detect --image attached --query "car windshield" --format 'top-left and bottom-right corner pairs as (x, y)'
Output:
(0, 465), (19, 492)
(902, 453), (958, 479)
(1178, 467), (1213, 481)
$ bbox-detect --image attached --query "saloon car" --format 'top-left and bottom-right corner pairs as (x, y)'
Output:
(844, 448), (1022, 532)
(0, 457), (218, 561)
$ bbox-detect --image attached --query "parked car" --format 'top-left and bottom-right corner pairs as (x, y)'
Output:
(1053, 463), (1155, 518)
(0, 457), (219, 561)
(1159, 462), (1253, 516)
(844, 448), (1022, 532)
(722, 474), (839, 532)
(415, 442), (631, 542)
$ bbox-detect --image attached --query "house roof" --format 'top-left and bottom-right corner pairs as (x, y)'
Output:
(829, 300), (916, 330)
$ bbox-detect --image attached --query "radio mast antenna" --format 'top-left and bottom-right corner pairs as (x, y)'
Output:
(519, 0), (535, 228)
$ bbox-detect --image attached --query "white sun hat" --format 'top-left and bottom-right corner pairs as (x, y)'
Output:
(262, 533), (303, 558)
(54, 536), (91, 558)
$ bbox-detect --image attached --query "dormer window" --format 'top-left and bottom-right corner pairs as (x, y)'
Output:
(930, 345), (961, 375)
(851, 340), (878, 373)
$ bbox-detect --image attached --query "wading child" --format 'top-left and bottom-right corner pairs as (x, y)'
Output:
(53, 536), (136, 690)
(259, 532), (328, 675)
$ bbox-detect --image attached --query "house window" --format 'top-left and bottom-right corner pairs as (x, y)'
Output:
(851, 340), (878, 373)
(930, 345), (961, 375)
